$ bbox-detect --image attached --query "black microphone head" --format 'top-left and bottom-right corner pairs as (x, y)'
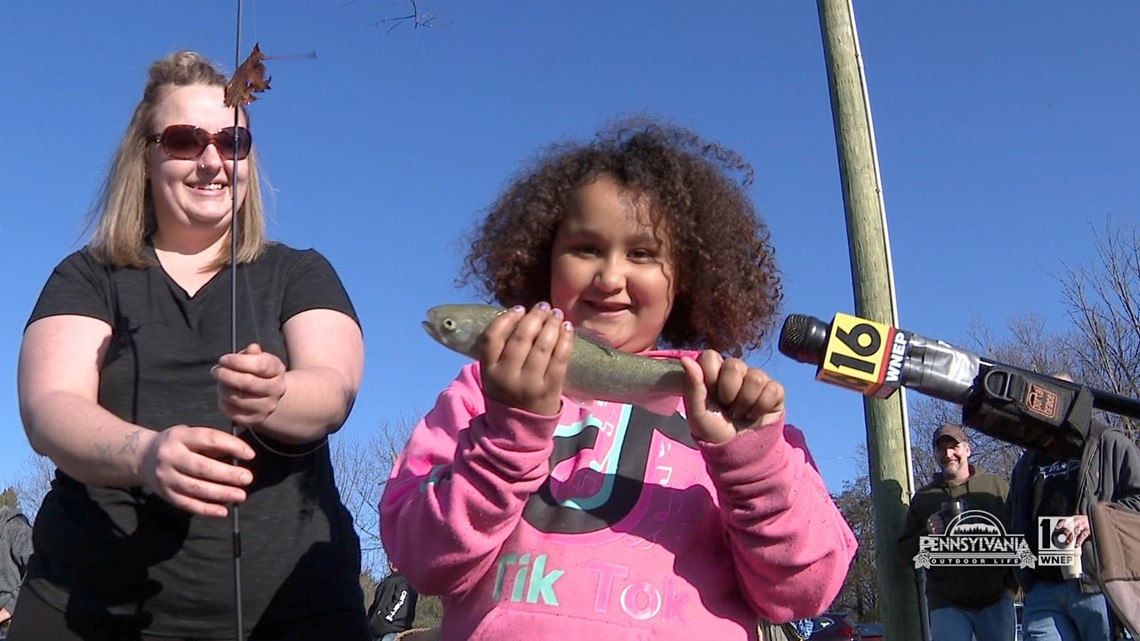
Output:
(778, 314), (831, 366)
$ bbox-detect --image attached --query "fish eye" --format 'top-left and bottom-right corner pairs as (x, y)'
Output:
(442, 318), (457, 331)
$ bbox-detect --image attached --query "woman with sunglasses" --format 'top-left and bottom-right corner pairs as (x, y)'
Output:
(9, 51), (369, 641)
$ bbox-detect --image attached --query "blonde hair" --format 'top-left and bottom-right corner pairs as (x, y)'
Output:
(88, 50), (267, 269)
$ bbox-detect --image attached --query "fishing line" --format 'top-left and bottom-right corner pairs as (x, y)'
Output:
(237, 267), (330, 458)
(227, 4), (328, 634)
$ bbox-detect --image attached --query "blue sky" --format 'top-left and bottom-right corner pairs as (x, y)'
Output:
(2, 2), (1137, 495)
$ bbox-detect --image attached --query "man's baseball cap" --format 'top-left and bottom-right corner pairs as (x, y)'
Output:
(932, 423), (968, 448)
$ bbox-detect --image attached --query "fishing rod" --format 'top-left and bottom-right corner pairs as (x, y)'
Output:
(223, 8), (310, 637)
(229, 2), (245, 638)
(222, 3), (320, 633)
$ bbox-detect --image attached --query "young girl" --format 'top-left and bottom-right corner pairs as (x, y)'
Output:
(380, 118), (856, 640)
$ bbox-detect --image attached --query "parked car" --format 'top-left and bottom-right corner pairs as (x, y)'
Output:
(807, 612), (861, 640)
(854, 622), (882, 641)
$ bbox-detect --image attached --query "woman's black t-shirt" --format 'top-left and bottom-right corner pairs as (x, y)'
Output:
(23, 244), (365, 638)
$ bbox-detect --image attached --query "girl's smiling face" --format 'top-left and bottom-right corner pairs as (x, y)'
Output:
(550, 174), (676, 354)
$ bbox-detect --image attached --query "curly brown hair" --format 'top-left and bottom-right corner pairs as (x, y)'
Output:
(460, 117), (782, 357)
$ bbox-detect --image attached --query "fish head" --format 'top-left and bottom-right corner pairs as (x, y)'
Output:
(422, 304), (504, 359)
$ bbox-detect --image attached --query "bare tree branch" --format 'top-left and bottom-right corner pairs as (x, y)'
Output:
(371, 0), (450, 33)
(10, 452), (54, 521)
(1055, 218), (1140, 437)
(330, 411), (422, 577)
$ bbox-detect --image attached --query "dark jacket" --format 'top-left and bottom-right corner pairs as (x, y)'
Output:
(0, 507), (34, 617)
(898, 465), (1017, 610)
(367, 572), (418, 638)
(1007, 423), (1140, 596)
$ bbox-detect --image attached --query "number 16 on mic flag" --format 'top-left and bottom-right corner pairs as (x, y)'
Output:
(817, 313), (907, 399)
(780, 311), (982, 406)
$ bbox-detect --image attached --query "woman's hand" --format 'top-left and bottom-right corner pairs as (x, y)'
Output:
(478, 303), (575, 416)
(213, 343), (287, 427)
(680, 350), (785, 444)
(138, 425), (255, 518)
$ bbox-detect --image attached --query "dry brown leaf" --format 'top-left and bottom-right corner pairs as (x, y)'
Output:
(224, 43), (271, 107)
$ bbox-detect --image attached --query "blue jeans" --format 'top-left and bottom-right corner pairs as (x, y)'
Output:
(929, 593), (1016, 641)
(1023, 580), (1111, 641)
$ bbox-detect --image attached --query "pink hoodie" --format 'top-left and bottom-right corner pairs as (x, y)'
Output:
(380, 350), (856, 641)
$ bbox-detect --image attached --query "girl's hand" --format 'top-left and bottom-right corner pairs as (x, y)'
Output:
(213, 343), (287, 427)
(478, 303), (575, 416)
(138, 425), (256, 518)
(680, 350), (785, 444)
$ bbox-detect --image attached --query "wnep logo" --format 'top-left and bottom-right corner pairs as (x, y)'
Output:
(1036, 516), (1081, 567)
(914, 510), (1035, 569)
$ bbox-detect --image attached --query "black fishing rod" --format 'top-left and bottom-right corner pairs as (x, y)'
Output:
(229, 1), (245, 638)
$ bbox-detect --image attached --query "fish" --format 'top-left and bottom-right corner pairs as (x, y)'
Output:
(422, 304), (687, 405)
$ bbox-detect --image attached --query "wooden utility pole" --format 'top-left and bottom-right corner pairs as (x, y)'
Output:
(816, 2), (923, 640)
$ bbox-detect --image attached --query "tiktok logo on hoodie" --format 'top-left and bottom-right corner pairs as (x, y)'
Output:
(490, 552), (692, 622)
(492, 553), (564, 605)
(521, 403), (697, 534)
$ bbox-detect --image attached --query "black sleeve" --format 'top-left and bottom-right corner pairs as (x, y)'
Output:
(27, 250), (115, 327)
(898, 503), (926, 565)
(9, 513), (33, 569)
(280, 249), (359, 328)
(399, 587), (418, 630)
(1107, 431), (1140, 513)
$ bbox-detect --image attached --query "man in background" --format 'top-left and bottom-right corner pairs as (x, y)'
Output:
(0, 505), (33, 634)
(899, 423), (1018, 641)
(368, 562), (419, 641)
(1007, 411), (1140, 641)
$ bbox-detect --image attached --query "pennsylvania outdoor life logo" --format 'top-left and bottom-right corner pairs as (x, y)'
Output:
(914, 510), (1036, 569)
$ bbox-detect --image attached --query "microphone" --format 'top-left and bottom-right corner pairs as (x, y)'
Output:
(778, 312), (1140, 456)
(778, 312), (981, 404)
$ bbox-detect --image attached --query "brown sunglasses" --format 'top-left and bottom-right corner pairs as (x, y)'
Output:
(149, 125), (253, 161)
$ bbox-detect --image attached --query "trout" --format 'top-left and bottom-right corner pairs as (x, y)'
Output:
(422, 304), (686, 404)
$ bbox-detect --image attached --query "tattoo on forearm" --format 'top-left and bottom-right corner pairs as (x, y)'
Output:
(95, 430), (140, 466)
(119, 430), (141, 455)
